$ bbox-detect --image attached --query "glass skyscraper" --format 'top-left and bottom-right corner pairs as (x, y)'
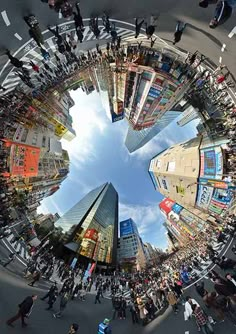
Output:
(56, 182), (118, 265)
(125, 110), (182, 153)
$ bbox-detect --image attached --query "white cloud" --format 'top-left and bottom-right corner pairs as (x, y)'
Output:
(132, 138), (163, 161)
(61, 90), (109, 169)
(119, 202), (164, 238)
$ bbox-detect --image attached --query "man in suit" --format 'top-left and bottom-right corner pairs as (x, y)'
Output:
(6, 295), (37, 328)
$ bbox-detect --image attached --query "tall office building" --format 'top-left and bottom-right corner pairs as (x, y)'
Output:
(125, 110), (182, 153)
(149, 135), (233, 219)
(149, 137), (201, 208)
(118, 218), (146, 271)
(56, 183), (118, 266)
(177, 105), (199, 127)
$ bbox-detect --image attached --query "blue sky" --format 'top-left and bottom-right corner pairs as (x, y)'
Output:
(38, 89), (199, 250)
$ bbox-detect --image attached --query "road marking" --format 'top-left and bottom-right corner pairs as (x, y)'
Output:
(59, 11), (62, 19)
(219, 56), (222, 63)
(1, 239), (26, 266)
(184, 237), (234, 290)
(221, 43), (226, 52)
(185, 332), (190, 334)
(14, 33), (22, 41)
(228, 26), (236, 38)
(1, 10), (10, 26)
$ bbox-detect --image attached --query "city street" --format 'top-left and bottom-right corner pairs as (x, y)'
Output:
(0, 0), (236, 84)
(1, 238), (236, 334)
(0, 1), (236, 334)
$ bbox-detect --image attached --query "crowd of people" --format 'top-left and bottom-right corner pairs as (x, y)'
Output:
(0, 1), (235, 334)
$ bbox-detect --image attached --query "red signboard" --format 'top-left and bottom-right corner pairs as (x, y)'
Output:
(84, 229), (98, 242)
(159, 198), (175, 215)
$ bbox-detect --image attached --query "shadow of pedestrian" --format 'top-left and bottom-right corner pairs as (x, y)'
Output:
(186, 23), (222, 47)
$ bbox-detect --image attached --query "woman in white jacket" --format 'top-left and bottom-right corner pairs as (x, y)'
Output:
(184, 296), (200, 320)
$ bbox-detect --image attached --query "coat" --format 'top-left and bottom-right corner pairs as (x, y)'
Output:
(167, 291), (177, 305)
(138, 304), (146, 319)
(19, 296), (33, 315)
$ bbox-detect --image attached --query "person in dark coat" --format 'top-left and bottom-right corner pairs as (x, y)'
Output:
(5, 50), (23, 68)
(213, 277), (236, 296)
(195, 281), (208, 298)
(173, 21), (186, 45)
(6, 295), (37, 327)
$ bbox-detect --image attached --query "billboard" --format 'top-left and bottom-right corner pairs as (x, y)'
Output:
(200, 147), (223, 179)
(159, 198), (175, 215)
(120, 219), (133, 237)
(84, 228), (98, 242)
(172, 203), (183, 214)
(196, 185), (214, 210)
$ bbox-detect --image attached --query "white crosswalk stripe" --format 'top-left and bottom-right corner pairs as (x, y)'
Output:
(4, 234), (29, 260)
(1, 23), (136, 92)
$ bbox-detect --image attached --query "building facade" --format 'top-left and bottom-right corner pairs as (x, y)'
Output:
(177, 105), (199, 127)
(150, 135), (233, 220)
(118, 218), (146, 271)
(56, 183), (118, 266)
(149, 137), (202, 208)
(125, 110), (182, 153)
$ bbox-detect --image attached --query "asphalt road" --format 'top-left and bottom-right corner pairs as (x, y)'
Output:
(0, 1), (236, 333)
(0, 0), (235, 83)
(1, 238), (236, 334)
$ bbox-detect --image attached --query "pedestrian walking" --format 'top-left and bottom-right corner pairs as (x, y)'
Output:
(95, 288), (102, 304)
(28, 269), (41, 287)
(68, 323), (79, 333)
(41, 282), (58, 301)
(145, 15), (159, 38)
(129, 301), (139, 324)
(166, 289), (179, 313)
(48, 25), (64, 45)
(6, 50), (23, 68)
(3, 253), (16, 268)
(75, 27), (84, 43)
(134, 18), (144, 38)
(173, 21), (186, 45)
(6, 295), (37, 328)
(199, 0), (236, 28)
(42, 60), (53, 73)
(40, 47), (50, 60)
(98, 318), (112, 334)
(192, 304), (214, 333)
(102, 12), (111, 33)
(110, 22), (118, 43)
(73, 2), (84, 31)
(150, 37), (157, 47)
(53, 292), (69, 318)
(29, 61), (40, 73)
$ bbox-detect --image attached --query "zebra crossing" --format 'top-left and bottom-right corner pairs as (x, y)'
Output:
(0, 21), (143, 95)
(4, 233), (30, 261)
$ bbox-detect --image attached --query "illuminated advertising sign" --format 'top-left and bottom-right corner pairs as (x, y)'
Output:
(212, 188), (233, 205)
(196, 185), (214, 210)
(159, 198), (175, 215)
(172, 203), (183, 214)
(120, 219), (133, 237)
(200, 147), (223, 179)
(84, 229), (98, 242)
